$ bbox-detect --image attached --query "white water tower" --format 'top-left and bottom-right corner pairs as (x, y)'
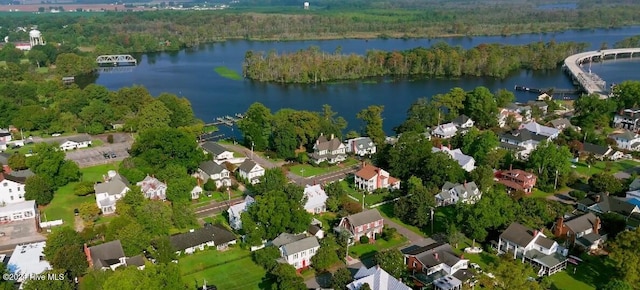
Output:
(29, 29), (44, 48)
(304, 2), (309, 9)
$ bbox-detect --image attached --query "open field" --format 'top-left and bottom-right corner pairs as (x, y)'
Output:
(289, 159), (358, 177)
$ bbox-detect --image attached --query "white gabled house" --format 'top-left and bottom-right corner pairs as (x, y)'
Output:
(435, 181), (481, 207)
(272, 233), (320, 270)
(303, 184), (328, 214)
(195, 161), (231, 188)
(0, 171), (31, 205)
(432, 123), (458, 139)
(136, 175), (167, 201)
(59, 135), (92, 151)
(609, 130), (640, 151)
(237, 159), (265, 185)
(94, 171), (130, 214)
(451, 114), (474, 129)
(227, 195), (255, 230)
(432, 145), (476, 172)
(201, 141), (234, 161)
(310, 133), (347, 165)
(354, 163), (400, 192)
(169, 225), (237, 255)
(344, 137), (377, 156)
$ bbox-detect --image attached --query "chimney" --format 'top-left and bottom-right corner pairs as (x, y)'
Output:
(84, 243), (93, 268)
(593, 216), (601, 234)
(448, 143), (451, 150)
(509, 164), (513, 171)
(464, 180), (467, 187)
(434, 252), (439, 261)
(330, 133), (334, 140)
(533, 229), (538, 237)
(594, 194), (601, 203)
(439, 144), (443, 150)
(553, 216), (564, 237)
(376, 169), (382, 189)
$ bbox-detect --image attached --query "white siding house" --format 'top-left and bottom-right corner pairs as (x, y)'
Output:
(94, 171), (130, 214)
(59, 136), (92, 151)
(238, 159), (265, 184)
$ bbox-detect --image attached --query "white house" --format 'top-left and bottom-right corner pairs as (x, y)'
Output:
(196, 161), (231, 188)
(613, 108), (640, 131)
(609, 130), (640, 151)
(303, 184), (328, 214)
(452, 114), (474, 129)
(191, 185), (203, 200)
(136, 175), (167, 201)
(59, 135), (92, 151)
(347, 265), (411, 290)
(432, 145), (476, 172)
(497, 222), (567, 276)
(435, 181), (481, 207)
(227, 195), (255, 230)
(85, 240), (145, 271)
(0, 200), (37, 223)
(170, 225), (237, 255)
(520, 121), (560, 139)
(345, 137), (377, 156)
(403, 242), (470, 289)
(238, 159), (265, 185)
(310, 133), (347, 164)
(432, 123), (458, 139)
(272, 233), (320, 270)
(627, 177), (640, 200)
(499, 129), (550, 159)
(0, 172), (29, 205)
(354, 163), (400, 192)
(94, 171), (130, 214)
(201, 141), (234, 161)
(498, 108), (525, 128)
(6, 242), (51, 285)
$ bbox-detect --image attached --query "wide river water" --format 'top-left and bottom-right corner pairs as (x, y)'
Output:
(96, 26), (640, 133)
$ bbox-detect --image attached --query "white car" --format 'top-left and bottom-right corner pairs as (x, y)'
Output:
(51, 133), (61, 137)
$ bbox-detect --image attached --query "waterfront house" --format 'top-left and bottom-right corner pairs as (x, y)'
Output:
(94, 171), (130, 214)
(345, 137), (377, 156)
(195, 161), (231, 188)
(347, 265), (411, 290)
(310, 133), (347, 164)
(496, 168), (537, 194)
(497, 223), (567, 276)
(237, 159), (265, 185)
(354, 163), (400, 192)
(201, 141), (234, 161)
(170, 225), (237, 255)
(451, 114), (474, 129)
(435, 181), (481, 207)
(432, 145), (476, 172)
(432, 123), (458, 139)
(551, 213), (603, 250)
(136, 175), (167, 201)
(85, 240), (145, 271)
(613, 108), (640, 131)
(609, 130), (640, 151)
(336, 209), (384, 243)
(59, 135), (92, 151)
(227, 195), (255, 230)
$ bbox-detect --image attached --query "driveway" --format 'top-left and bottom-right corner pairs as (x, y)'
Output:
(65, 133), (133, 168)
(220, 143), (280, 169)
(0, 219), (45, 254)
(383, 218), (432, 245)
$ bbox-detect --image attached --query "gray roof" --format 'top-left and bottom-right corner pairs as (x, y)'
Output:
(534, 236), (556, 249)
(348, 137), (376, 149)
(89, 240), (126, 269)
(0, 153), (10, 165)
(499, 142), (526, 151)
(125, 255), (145, 267)
(238, 159), (259, 173)
(524, 249), (566, 268)
(564, 212), (598, 234)
(99, 198), (116, 207)
(438, 181), (480, 202)
(576, 232), (602, 247)
(403, 242), (461, 268)
(501, 129), (547, 143)
(94, 173), (130, 196)
(9, 169), (34, 179)
(550, 118), (572, 129)
(201, 142), (229, 156)
(281, 236), (319, 255)
(67, 135), (92, 143)
(169, 225), (237, 251)
(271, 233), (306, 248)
(500, 222), (537, 248)
(451, 114), (471, 126)
(629, 177), (640, 191)
(582, 143), (610, 156)
(610, 130), (638, 141)
(199, 161), (228, 175)
(349, 265), (411, 290)
(345, 209), (383, 228)
(308, 224), (322, 235)
(315, 135), (343, 151)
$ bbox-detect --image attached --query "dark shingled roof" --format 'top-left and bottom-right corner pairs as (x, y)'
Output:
(403, 242), (462, 268)
(169, 225), (237, 252)
(564, 212), (598, 234)
(534, 236), (556, 249)
(500, 223), (537, 248)
(581, 143), (610, 156)
(451, 114), (471, 126)
(238, 159), (259, 173)
(125, 255), (145, 267)
(89, 240), (126, 269)
(345, 209), (383, 227)
(67, 135), (92, 143)
(500, 129), (547, 143)
(308, 224), (322, 235)
(201, 142), (229, 156)
(199, 160), (227, 175)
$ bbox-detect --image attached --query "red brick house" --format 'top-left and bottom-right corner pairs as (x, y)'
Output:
(337, 209), (384, 243)
(496, 168), (537, 194)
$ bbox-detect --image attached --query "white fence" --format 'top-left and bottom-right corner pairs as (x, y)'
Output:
(40, 220), (63, 228)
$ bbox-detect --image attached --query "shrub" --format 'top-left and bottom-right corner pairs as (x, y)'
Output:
(359, 235), (369, 244)
(203, 179), (217, 191)
(569, 190), (587, 200)
(230, 182), (239, 190)
(74, 181), (96, 196)
(381, 227), (397, 241)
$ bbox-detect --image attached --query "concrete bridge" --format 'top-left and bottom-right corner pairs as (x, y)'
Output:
(563, 48), (640, 98)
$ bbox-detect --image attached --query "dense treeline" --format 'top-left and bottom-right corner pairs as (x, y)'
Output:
(614, 35), (640, 48)
(243, 41), (588, 83)
(0, 2), (639, 54)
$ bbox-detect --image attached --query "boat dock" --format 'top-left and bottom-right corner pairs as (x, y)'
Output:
(205, 113), (245, 127)
(514, 85), (581, 99)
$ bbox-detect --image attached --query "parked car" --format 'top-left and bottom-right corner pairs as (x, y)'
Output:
(74, 208), (79, 216)
(51, 133), (61, 137)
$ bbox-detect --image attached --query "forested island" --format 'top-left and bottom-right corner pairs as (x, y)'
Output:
(1, 0), (640, 54)
(242, 41), (588, 83)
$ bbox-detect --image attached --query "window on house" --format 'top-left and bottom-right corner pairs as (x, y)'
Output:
(294, 254), (298, 259)
(17, 187), (20, 192)
(25, 211), (33, 217)
(2, 183), (6, 187)
(10, 196), (13, 200)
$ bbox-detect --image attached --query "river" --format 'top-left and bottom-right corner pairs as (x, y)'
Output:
(96, 26), (640, 134)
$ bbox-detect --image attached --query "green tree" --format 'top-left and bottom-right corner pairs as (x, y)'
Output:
(252, 246), (282, 272)
(527, 141), (572, 192)
(243, 187), (311, 242)
(44, 227), (82, 260)
(318, 104), (347, 139)
(7, 153), (27, 170)
(331, 267), (353, 290)
(74, 181), (96, 196)
(55, 53), (95, 76)
(491, 255), (542, 290)
(105, 216), (151, 256)
(463, 86), (499, 129)
(602, 279), (633, 290)
(136, 200), (173, 236)
(589, 173), (624, 195)
(270, 118), (298, 160)
(253, 168), (288, 195)
(26, 142), (80, 187)
(609, 227), (640, 285)
(433, 87), (465, 118)
(357, 105), (385, 145)
(612, 81), (640, 110)
(51, 244), (88, 278)
(25, 175), (55, 205)
(137, 100), (172, 131)
(129, 127), (205, 173)
(158, 93), (197, 127)
(238, 102), (272, 151)
(27, 49), (48, 67)
(374, 249), (405, 279)
(78, 202), (101, 225)
(311, 235), (340, 272)
(395, 98), (441, 133)
(458, 189), (518, 240)
(150, 236), (177, 264)
(469, 165), (495, 191)
(22, 270), (72, 290)
(165, 177), (196, 203)
(171, 201), (197, 230)
(270, 263), (307, 290)
(394, 176), (435, 228)
(360, 283), (372, 290)
(495, 88), (515, 107)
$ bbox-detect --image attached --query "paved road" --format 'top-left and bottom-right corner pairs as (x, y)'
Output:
(194, 197), (245, 218)
(220, 143), (280, 169)
(383, 218), (430, 245)
(65, 133), (133, 167)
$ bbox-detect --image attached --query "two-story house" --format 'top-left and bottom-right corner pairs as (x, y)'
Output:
(451, 114), (474, 129)
(0, 199), (37, 223)
(201, 141), (234, 161)
(498, 108), (525, 128)
(227, 195), (255, 230)
(337, 209), (384, 242)
(499, 129), (548, 159)
(347, 265), (411, 290)
(403, 241), (470, 289)
(580, 142), (622, 161)
(170, 224), (237, 255)
(0, 172), (29, 205)
(496, 168), (537, 194)
(85, 240), (145, 271)
(272, 233), (320, 270)
(549, 118), (577, 131)
(435, 181), (481, 207)
(94, 171), (130, 214)
(432, 123), (458, 139)
(609, 130), (640, 151)
(59, 135), (93, 151)
(432, 145), (476, 172)
(345, 137), (377, 156)
(136, 175), (167, 201)
(303, 184), (328, 214)
(497, 222), (567, 276)
(552, 213), (603, 250)
(354, 163), (400, 192)
(310, 134), (347, 164)
(613, 108), (640, 131)
(520, 121), (560, 139)
(195, 161), (231, 188)
(237, 159), (265, 185)
(503, 103), (532, 122)
(577, 192), (640, 220)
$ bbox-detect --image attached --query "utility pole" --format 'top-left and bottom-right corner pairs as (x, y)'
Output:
(300, 168), (305, 178)
(430, 207), (434, 234)
(251, 141), (254, 160)
(554, 169), (559, 190)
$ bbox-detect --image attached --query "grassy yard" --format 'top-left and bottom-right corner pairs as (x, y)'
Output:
(180, 247), (270, 290)
(41, 163), (120, 225)
(377, 203), (426, 237)
(348, 232), (408, 259)
(573, 159), (640, 177)
(192, 190), (244, 207)
(290, 159), (358, 177)
(548, 254), (614, 290)
(347, 188), (391, 207)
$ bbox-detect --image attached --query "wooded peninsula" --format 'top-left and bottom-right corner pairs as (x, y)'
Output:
(242, 42), (588, 83)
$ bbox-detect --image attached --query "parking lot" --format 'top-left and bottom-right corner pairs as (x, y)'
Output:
(65, 142), (131, 168)
(0, 219), (45, 252)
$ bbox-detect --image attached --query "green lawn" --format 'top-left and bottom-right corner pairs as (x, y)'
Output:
(41, 163), (120, 225)
(192, 190), (244, 207)
(573, 159), (640, 177)
(180, 247), (270, 290)
(91, 139), (104, 148)
(377, 203), (426, 237)
(347, 187), (391, 207)
(214, 66), (243, 81)
(290, 159), (358, 177)
(548, 254), (615, 290)
(348, 233), (407, 259)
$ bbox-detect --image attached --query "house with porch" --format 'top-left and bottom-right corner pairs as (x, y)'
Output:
(59, 135), (93, 151)
(345, 137), (377, 156)
(85, 240), (145, 271)
(310, 133), (347, 164)
(237, 159), (265, 185)
(227, 195), (255, 230)
(195, 161), (231, 188)
(170, 224), (237, 255)
(580, 142), (622, 161)
(435, 181), (481, 207)
(336, 209), (384, 243)
(201, 141), (234, 161)
(552, 213), (604, 250)
(303, 184), (328, 214)
(136, 175), (167, 201)
(272, 233), (320, 270)
(609, 130), (640, 151)
(521, 121), (560, 139)
(403, 241), (471, 290)
(432, 123), (458, 139)
(354, 163), (400, 192)
(432, 145), (476, 172)
(496, 168), (537, 194)
(497, 222), (567, 276)
(577, 192), (640, 222)
(613, 108), (640, 131)
(94, 171), (130, 214)
(347, 265), (411, 290)
(499, 129), (549, 159)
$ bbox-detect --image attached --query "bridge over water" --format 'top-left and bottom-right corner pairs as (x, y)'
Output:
(96, 55), (137, 66)
(563, 48), (640, 99)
